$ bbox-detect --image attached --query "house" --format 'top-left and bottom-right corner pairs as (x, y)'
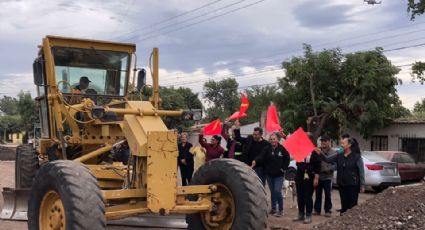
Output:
(348, 120), (425, 162)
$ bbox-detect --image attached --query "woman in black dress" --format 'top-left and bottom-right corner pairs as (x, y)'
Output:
(178, 133), (194, 186)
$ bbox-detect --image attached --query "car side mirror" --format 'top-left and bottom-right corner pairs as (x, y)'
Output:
(136, 69), (146, 92)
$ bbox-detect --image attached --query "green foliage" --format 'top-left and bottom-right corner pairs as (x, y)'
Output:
(17, 91), (37, 133)
(407, 0), (425, 20)
(203, 78), (240, 121)
(411, 61), (425, 84)
(135, 86), (203, 130)
(243, 85), (279, 125)
(413, 98), (425, 114)
(278, 45), (405, 139)
(0, 96), (18, 115)
(0, 93), (35, 142)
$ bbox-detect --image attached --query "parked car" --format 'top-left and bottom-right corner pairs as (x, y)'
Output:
(374, 151), (425, 182)
(332, 151), (401, 192)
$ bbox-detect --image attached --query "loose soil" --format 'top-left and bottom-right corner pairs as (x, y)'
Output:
(315, 183), (425, 230)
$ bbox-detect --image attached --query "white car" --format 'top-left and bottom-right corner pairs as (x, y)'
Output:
(332, 151), (401, 192)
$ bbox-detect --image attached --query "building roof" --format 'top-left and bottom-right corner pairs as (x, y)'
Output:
(391, 119), (425, 124)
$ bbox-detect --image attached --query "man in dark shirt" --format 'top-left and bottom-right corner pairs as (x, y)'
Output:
(313, 135), (336, 217)
(234, 122), (268, 186)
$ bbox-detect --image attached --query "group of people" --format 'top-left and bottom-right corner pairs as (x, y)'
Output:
(176, 120), (365, 224)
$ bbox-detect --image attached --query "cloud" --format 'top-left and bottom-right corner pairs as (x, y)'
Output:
(292, 1), (354, 28)
(0, 0), (424, 111)
(0, 73), (36, 97)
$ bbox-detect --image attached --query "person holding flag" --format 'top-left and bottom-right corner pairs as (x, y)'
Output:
(199, 118), (225, 162)
(234, 122), (268, 186)
(283, 129), (321, 224)
(221, 119), (245, 162)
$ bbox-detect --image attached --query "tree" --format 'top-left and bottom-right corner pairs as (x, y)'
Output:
(407, 0), (425, 20)
(278, 45), (406, 139)
(413, 98), (425, 114)
(243, 85), (279, 125)
(203, 78), (239, 121)
(138, 86), (203, 130)
(160, 87), (203, 130)
(0, 115), (21, 142)
(411, 61), (425, 84)
(0, 96), (18, 115)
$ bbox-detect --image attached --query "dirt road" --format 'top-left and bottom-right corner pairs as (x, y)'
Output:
(0, 160), (375, 229)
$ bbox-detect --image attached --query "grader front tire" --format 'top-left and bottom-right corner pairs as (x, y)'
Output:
(28, 160), (105, 230)
(186, 159), (268, 230)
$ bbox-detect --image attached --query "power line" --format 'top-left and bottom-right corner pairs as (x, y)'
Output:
(161, 34), (425, 86)
(159, 19), (425, 80)
(113, 0), (225, 41)
(122, 0), (249, 41)
(110, 0), (135, 35)
(135, 0), (266, 42)
(383, 42), (425, 52)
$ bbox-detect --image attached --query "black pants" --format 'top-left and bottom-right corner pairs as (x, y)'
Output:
(295, 178), (314, 216)
(314, 179), (333, 214)
(339, 185), (359, 213)
(179, 164), (194, 186)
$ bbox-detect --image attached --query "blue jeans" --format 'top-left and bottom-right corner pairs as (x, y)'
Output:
(314, 179), (333, 213)
(267, 176), (284, 211)
(254, 167), (266, 186)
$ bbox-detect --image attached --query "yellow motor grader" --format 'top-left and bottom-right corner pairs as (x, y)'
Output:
(0, 36), (267, 230)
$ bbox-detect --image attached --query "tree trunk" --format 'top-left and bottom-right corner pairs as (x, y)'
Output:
(309, 73), (317, 116)
(313, 113), (330, 141)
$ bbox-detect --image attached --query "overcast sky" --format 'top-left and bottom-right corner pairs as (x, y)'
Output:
(1, 0), (424, 109)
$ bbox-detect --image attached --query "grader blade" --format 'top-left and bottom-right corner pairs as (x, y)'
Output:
(108, 214), (187, 229)
(0, 187), (30, 220)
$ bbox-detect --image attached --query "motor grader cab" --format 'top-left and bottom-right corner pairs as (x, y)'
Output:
(0, 36), (267, 230)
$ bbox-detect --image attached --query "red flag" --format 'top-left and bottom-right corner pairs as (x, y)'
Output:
(283, 127), (316, 162)
(228, 111), (248, 121)
(266, 104), (282, 132)
(239, 94), (249, 114)
(203, 118), (222, 135)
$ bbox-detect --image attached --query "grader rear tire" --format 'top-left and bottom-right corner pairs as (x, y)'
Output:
(28, 160), (105, 230)
(15, 144), (39, 188)
(186, 159), (268, 230)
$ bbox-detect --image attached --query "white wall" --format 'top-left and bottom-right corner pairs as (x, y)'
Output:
(348, 123), (425, 151)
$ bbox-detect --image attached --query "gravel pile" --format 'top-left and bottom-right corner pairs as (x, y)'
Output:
(0, 145), (16, 160)
(315, 184), (425, 230)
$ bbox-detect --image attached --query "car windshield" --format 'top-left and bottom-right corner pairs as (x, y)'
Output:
(362, 151), (388, 162)
(52, 47), (130, 96)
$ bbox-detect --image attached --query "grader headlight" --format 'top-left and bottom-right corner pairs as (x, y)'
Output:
(182, 109), (202, 121)
(91, 106), (105, 119)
